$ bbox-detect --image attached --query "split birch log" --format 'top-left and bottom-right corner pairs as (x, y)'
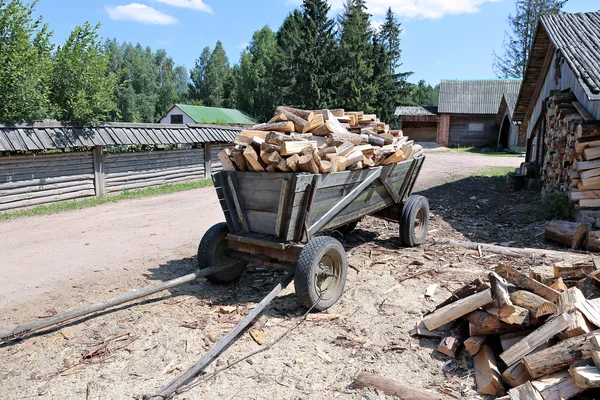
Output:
(327, 132), (363, 146)
(544, 220), (588, 249)
(524, 330), (597, 378)
(353, 373), (447, 400)
(474, 345), (505, 395)
(489, 272), (528, 325)
(496, 265), (561, 303)
(569, 364), (600, 388)
(558, 287), (594, 338)
(510, 291), (558, 318)
(503, 360), (532, 388)
(265, 132), (312, 145)
(251, 121), (294, 133)
(421, 289), (493, 331)
(499, 313), (574, 367)
(464, 335), (486, 356)
(530, 370), (586, 400)
(465, 310), (520, 336)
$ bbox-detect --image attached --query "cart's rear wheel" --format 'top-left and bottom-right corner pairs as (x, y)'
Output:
(400, 195), (430, 247)
(295, 236), (348, 311)
(198, 222), (247, 283)
(337, 220), (360, 235)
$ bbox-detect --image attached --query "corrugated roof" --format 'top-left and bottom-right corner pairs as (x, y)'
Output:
(438, 79), (522, 114)
(504, 93), (519, 116)
(542, 12), (600, 101)
(394, 106), (438, 116)
(0, 122), (238, 152)
(175, 104), (256, 125)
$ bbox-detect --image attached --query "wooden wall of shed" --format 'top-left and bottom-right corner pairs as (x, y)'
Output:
(210, 143), (230, 173)
(0, 152), (95, 211)
(400, 121), (438, 142)
(448, 115), (499, 147)
(103, 148), (205, 194)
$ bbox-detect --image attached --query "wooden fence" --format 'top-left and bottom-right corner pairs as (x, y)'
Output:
(0, 143), (227, 211)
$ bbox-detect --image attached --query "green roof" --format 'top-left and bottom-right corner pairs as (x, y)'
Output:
(175, 104), (256, 125)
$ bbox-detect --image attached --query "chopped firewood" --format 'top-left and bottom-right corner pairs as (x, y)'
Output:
(267, 112), (287, 124)
(410, 320), (453, 338)
(496, 265), (560, 302)
(275, 106), (310, 133)
(437, 321), (467, 358)
(421, 289), (493, 331)
(551, 277), (568, 292)
(569, 364), (600, 388)
(218, 149), (236, 171)
(558, 287), (594, 338)
(500, 330), (535, 351)
(510, 290), (558, 318)
(353, 372), (448, 399)
(337, 141), (354, 157)
(586, 231), (600, 251)
(304, 114), (324, 133)
(464, 335), (486, 356)
(474, 345), (506, 395)
(577, 299), (600, 328)
(230, 150), (248, 171)
(465, 310), (520, 336)
(554, 261), (598, 280)
(241, 130), (270, 139)
(243, 146), (265, 172)
(503, 360), (533, 388)
(524, 330), (596, 379)
(489, 272), (529, 325)
(298, 154), (319, 174)
(251, 121), (294, 132)
(530, 370), (585, 400)
(327, 132), (363, 146)
(280, 140), (318, 156)
(544, 220), (588, 249)
(435, 278), (489, 309)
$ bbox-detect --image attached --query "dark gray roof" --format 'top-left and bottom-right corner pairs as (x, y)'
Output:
(542, 12), (600, 101)
(438, 79), (522, 114)
(394, 106), (438, 116)
(503, 93), (519, 116)
(0, 122), (239, 152)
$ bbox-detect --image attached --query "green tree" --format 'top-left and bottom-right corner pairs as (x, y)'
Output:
(494, 0), (567, 78)
(189, 46), (211, 103)
(0, 0), (53, 121)
(50, 22), (116, 122)
(204, 41), (230, 107)
(274, 10), (303, 108)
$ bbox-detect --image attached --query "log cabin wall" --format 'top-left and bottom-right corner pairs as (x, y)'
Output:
(447, 114), (499, 147)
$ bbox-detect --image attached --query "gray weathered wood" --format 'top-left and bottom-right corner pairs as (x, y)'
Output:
(227, 175), (250, 233)
(204, 143), (211, 178)
(276, 180), (289, 237)
(92, 146), (106, 197)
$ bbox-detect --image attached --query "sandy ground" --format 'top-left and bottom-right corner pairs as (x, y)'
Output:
(0, 151), (527, 400)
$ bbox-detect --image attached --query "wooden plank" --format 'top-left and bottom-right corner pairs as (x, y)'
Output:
(275, 180), (289, 237)
(474, 345), (505, 395)
(531, 371), (585, 400)
(227, 175), (249, 233)
(421, 289), (493, 331)
(245, 210), (278, 235)
(496, 265), (560, 302)
(499, 313), (573, 367)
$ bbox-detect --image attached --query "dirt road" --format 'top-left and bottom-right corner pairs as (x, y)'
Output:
(0, 151), (523, 400)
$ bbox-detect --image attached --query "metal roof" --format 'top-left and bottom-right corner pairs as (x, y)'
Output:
(0, 122), (239, 152)
(503, 93), (519, 116)
(173, 104), (257, 125)
(438, 79), (522, 115)
(394, 106), (438, 116)
(542, 12), (600, 101)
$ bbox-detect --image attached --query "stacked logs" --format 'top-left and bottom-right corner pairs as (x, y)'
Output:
(414, 262), (600, 399)
(217, 106), (422, 174)
(541, 91), (600, 209)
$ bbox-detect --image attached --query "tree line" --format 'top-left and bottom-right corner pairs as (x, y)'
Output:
(0, 0), (437, 125)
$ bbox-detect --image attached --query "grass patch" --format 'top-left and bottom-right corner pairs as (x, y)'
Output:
(0, 179), (213, 222)
(471, 166), (516, 179)
(449, 146), (522, 157)
(531, 191), (574, 221)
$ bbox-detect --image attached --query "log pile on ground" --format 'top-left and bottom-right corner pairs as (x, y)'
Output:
(217, 106), (422, 173)
(413, 262), (600, 399)
(540, 90), (600, 210)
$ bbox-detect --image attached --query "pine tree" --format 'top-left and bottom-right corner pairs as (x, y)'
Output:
(274, 10), (303, 108)
(494, 0), (567, 78)
(379, 7), (402, 73)
(204, 41), (230, 107)
(189, 46), (211, 104)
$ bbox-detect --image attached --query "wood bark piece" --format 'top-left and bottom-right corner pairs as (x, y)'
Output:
(421, 288), (493, 331)
(353, 373), (447, 399)
(558, 287), (594, 338)
(465, 310), (521, 336)
(243, 146), (265, 172)
(503, 360), (533, 388)
(218, 149), (236, 171)
(464, 335), (486, 356)
(500, 313), (574, 367)
(496, 265), (561, 303)
(545, 221), (588, 249)
(510, 290), (558, 318)
(251, 121), (294, 133)
(577, 299), (600, 328)
(508, 381), (543, 400)
(569, 365), (600, 388)
(524, 330), (597, 378)
(554, 261), (598, 280)
(474, 345), (506, 395)
(531, 370), (586, 400)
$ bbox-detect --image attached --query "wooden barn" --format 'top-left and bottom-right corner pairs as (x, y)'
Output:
(512, 11), (600, 212)
(437, 79), (522, 147)
(497, 93), (527, 150)
(394, 106), (439, 143)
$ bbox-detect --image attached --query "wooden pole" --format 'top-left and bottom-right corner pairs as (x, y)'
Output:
(0, 261), (238, 343)
(353, 373), (448, 399)
(150, 274), (294, 400)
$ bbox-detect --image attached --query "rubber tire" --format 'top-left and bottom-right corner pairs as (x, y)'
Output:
(197, 222), (247, 284)
(336, 220), (360, 235)
(294, 236), (348, 312)
(400, 195), (430, 247)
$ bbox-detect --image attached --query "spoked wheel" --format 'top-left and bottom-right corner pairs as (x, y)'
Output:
(336, 219), (360, 235)
(400, 195), (430, 247)
(198, 222), (248, 284)
(294, 236), (348, 311)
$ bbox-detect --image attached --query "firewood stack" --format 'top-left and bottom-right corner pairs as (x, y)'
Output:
(414, 262), (600, 399)
(217, 106), (423, 174)
(541, 91), (600, 209)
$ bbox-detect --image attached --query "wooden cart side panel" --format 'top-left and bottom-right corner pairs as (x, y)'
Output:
(212, 173), (238, 232)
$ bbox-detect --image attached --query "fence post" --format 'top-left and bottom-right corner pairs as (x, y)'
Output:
(92, 146), (106, 197)
(204, 143), (212, 178)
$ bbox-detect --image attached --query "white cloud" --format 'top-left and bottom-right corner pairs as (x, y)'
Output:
(105, 3), (178, 24)
(155, 0), (213, 13)
(288, 0), (501, 20)
(371, 18), (384, 32)
(238, 42), (249, 50)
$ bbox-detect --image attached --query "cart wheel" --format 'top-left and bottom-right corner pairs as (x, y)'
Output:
(337, 220), (360, 235)
(400, 195), (430, 247)
(295, 236), (348, 311)
(198, 222), (247, 284)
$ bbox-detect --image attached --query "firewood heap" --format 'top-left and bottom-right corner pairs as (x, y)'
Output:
(218, 106), (423, 173)
(542, 91), (600, 209)
(414, 262), (600, 399)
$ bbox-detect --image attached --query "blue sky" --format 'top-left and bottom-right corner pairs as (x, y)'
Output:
(33, 0), (599, 85)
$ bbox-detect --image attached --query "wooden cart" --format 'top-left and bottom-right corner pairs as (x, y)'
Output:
(198, 155), (428, 311)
